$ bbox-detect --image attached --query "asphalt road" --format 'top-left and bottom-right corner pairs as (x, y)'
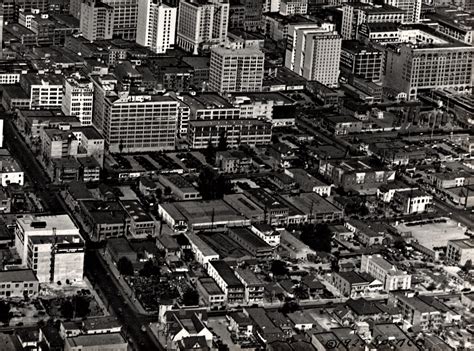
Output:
(85, 250), (161, 351)
(3, 117), (64, 213)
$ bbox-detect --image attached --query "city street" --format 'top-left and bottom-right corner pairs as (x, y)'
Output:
(4, 115), (158, 351)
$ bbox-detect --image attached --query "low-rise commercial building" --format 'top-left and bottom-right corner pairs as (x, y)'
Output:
(0, 269), (39, 298)
(446, 239), (474, 266)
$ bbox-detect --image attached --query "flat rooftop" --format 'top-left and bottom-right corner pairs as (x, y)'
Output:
(182, 93), (235, 110)
(0, 269), (38, 282)
(66, 333), (126, 347)
(162, 200), (246, 225)
(17, 214), (78, 233)
(394, 217), (468, 250)
(198, 277), (224, 295)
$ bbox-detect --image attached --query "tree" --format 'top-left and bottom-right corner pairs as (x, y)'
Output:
(73, 295), (90, 318)
(281, 301), (299, 314)
(182, 288), (200, 306)
(204, 140), (216, 164)
(117, 257), (134, 276)
(217, 131), (227, 151)
(300, 223), (332, 253)
(0, 301), (10, 324)
(463, 260), (473, 273)
(61, 299), (74, 319)
(197, 167), (232, 200)
(140, 260), (160, 277)
(271, 260), (288, 277)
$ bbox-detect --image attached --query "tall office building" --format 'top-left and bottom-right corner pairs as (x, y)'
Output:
(80, 0), (114, 41)
(280, 0), (308, 15)
(285, 23), (341, 88)
(91, 75), (179, 153)
(136, 0), (177, 54)
(385, 0), (421, 23)
(243, 0), (263, 31)
(209, 47), (265, 93)
(177, 0), (229, 54)
(62, 75), (94, 126)
(0, 7), (3, 60)
(69, 0), (82, 19)
(103, 0), (139, 40)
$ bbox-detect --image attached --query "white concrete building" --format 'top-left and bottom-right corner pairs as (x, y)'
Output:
(20, 74), (63, 109)
(177, 0), (229, 54)
(0, 157), (24, 187)
(136, 0), (177, 54)
(446, 239), (474, 266)
(27, 234), (85, 284)
(285, 23), (341, 88)
(15, 214), (80, 265)
(62, 75), (94, 126)
(250, 223), (280, 247)
(360, 254), (411, 292)
(186, 233), (219, 267)
(80, 0), (114, 41)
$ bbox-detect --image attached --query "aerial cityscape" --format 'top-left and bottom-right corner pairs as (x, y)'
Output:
(0, 0), (471, 350)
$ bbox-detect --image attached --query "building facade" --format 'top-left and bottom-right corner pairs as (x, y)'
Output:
(177, 0), (229, 54)
(62, 75), (94, 126)
(360, 254), (411, 292)
(80, 0), (114, 41)
(209, 47), (265, 93)
(136, 0), (177, 54)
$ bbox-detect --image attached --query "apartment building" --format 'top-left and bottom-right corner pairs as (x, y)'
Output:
(209, 47), (265, 93)
(91, 75), (179, 153)
(446, 239), (474, 266)
(20, 73), (63, 109)
(27, 234), (85, 284)
(177, 0), (229, 54)
(385, 0), (421, 23)
(384, 26), (474, 100)
(62, 75), (94, 126)
(360, 254), (411, 292)
(207, 260), (245, 304)
(187, 119), (272, 149)
(0, 269), (39, 298)
(235, 268), (264, 304)
(80, 0), (114, 41)
(340, 40), (383, 82)
(390, 292), (443, 331)
(136, 0), (177, 54)
(285, 23), (341, 88)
